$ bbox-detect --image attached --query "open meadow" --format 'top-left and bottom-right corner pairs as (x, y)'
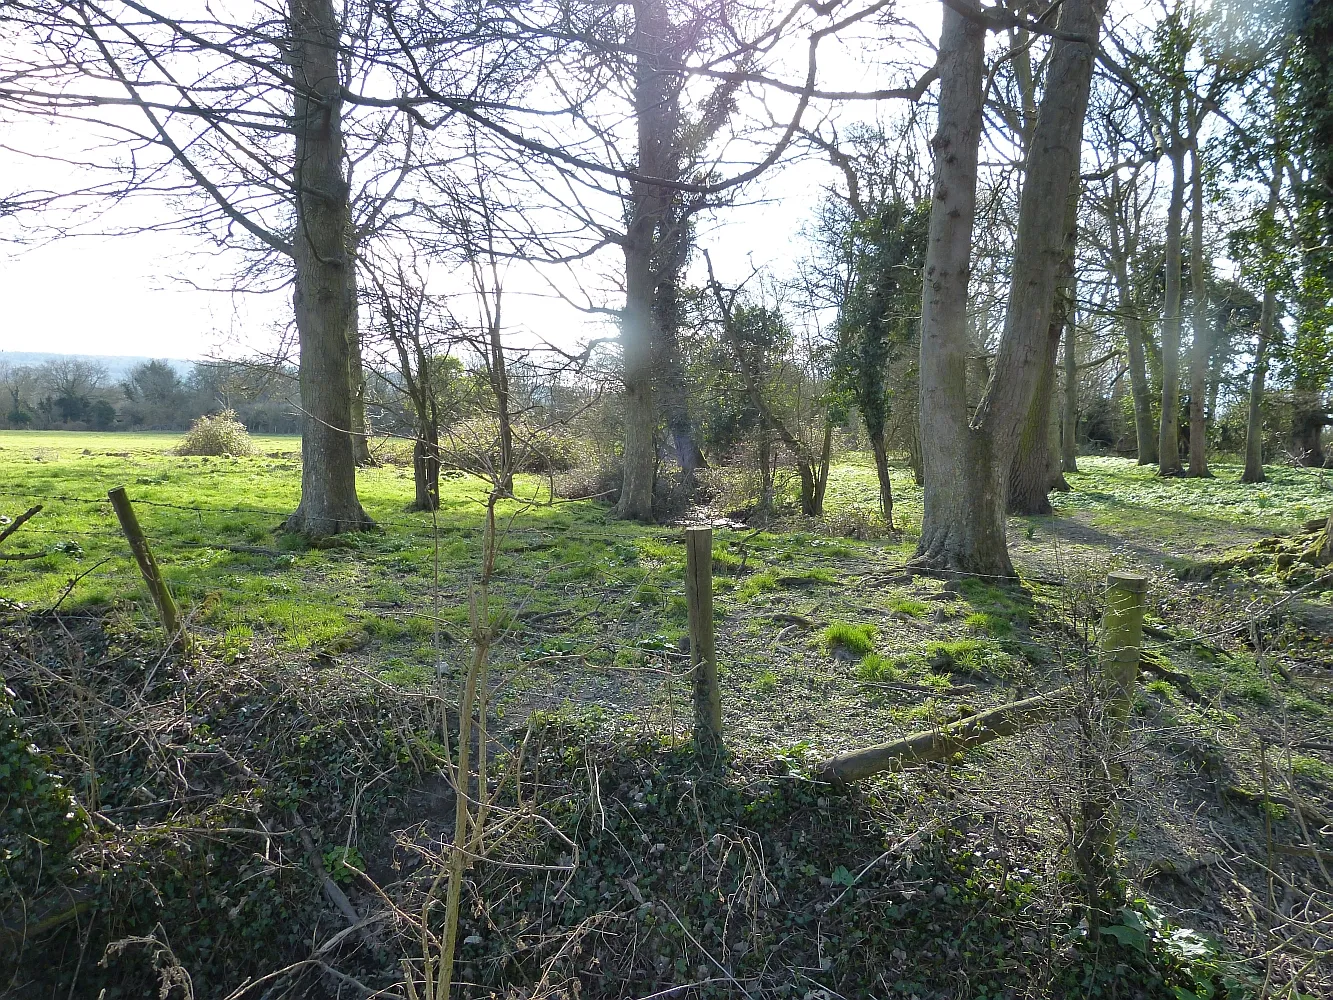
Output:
(2, 429), (1332, 998)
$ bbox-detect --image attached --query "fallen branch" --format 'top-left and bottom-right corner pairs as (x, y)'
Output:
(291, 811), (365, 932)
(1138, 652), (1199, 699)
(815, 686), (1074, 784)
(0, 884), (93, 949)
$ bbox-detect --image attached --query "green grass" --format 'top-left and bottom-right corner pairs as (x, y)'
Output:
(823, 621), (877, 657)
(888, 597), (930, 618)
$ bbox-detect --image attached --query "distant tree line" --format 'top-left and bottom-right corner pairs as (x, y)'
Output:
(0, 358), (301, 434)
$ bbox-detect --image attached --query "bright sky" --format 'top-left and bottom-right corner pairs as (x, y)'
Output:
(0, 0), (940, 363)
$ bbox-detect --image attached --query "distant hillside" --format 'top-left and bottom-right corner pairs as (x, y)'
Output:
(0, 352), (194, 381)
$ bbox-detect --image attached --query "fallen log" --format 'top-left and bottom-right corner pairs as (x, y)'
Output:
(815, 685), (1075, 784)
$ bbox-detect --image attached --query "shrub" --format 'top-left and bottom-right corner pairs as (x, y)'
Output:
(177, 409), (253, 456)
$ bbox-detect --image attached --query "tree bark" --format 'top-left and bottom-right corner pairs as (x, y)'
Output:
(413, 425), (441, 511)
(1108, 174), (1157, 464)
(1009, 169), (1079, 514)
(615, 0), (677, 521)
(1158, 142), (1186, 477)
(1187, 143), (1211, 477)
(348, 276), (373, 467)
(1061, 312), (1080, 473)
(915, 0), (1105, 575)
(284, 0), (373, 538)
(912, 7), (995, 573)
(869, 426), (895, 528)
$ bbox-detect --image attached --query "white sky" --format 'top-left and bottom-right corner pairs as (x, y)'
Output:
(0, 0), (941, 363)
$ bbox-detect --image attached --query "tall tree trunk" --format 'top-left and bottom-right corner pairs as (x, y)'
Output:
(1062, 312), (1080, 472)
(915, 0), (1105, 574)
(913, 6), (997, 572)
(1158, 142), (1186, 476)
(1109, 175), (1157, 464)
(1241, 294), (1273, 483)
(1009, 168), (1079, 514)
(1187, 143), (1211, 477)
(616, 0), (675, 521)
(284, 0), (373, 538)
(1242, 157), (1285, 484)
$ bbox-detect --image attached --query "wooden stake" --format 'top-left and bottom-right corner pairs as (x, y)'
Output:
(1099, 570), (1148, 773)
(108, 486), (184, 644)
(685, 526), (723, 766)
(1076, 570), (1148, 926)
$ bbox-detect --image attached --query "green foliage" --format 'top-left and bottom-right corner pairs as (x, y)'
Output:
(823, 621), (877, 656)
(176, 409), (254, 456)
(0, 681), (87, 897)
(830, 199), (930, 441)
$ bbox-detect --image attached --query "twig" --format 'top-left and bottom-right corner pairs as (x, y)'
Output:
(0, 504), (42, 547)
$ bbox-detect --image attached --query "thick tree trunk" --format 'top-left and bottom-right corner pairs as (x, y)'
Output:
(1158, 143), (1186, 477)
(284, 0), (373, 538)
(615, 0), (675, 521)
(869, 426), (895, 528)
(1009, 169), (1078, 513)
(1187, 145), (1211, 477)
(1061, 313), (1080, 473)
(1291, 378), (1328, 467)
(1008, 326), (1062, 515)
(659, 328), (706, 488)
(915, 0), (1105, 575)
(913, 7), (996, 573)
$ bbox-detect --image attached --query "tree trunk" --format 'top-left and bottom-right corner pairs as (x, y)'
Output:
(869, 426), (895, 528)
(1009, 168), (1079, 514)
(1186, 143), (1211, 477)
(912, 6), (997, 573)
(1108, 173), (1157, 464)
(413, 426), (441, 511)
(1291, 377), (1328, 467)
(348, 276), (373, 467)
(487, 312), (514, 494)
(1158, 142), (1186, 477)
(284, 0), (373, 538)
(915, 0), (1105, 575)
(615, 0), (675, 521)
(814, 421), (833, 516)
(1242, 160), (1284, 484)
(1241, 296), (1272, 483)
(1008, 325), (1062, 515)
(1061, 312), (1080, 473)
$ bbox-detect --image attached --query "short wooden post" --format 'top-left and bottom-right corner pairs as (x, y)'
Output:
(684, 526), (723, 766)
(1100, 570), (1148, 769)
(1077, 570), (1147, 929)
(109, 486), (185, 645)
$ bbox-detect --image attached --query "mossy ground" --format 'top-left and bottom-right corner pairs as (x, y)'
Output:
(2, 431), (1330, 998)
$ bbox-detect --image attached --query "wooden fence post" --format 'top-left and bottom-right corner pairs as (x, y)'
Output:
(109, 486), (185, 646)
(1077, 569), (1147, 928)
(684, 526), (723, 766)
(1100, 570), (1148, 774)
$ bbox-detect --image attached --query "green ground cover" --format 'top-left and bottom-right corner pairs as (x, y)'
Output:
(3, 430), (1331, 998)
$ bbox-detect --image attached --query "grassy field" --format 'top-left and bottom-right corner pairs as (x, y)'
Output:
(1, 430), (1329, 740)
(3, 429), (1331, 998)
